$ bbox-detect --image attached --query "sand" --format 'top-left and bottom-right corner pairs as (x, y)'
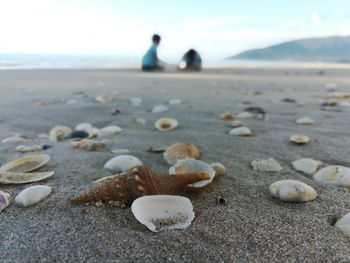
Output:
(1, 67), (350, 262)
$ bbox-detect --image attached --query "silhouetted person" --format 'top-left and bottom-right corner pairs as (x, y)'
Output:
(142, 34), (164, 72)
(178, 49), (202, 71)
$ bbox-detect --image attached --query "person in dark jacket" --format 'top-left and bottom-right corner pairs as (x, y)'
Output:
(178, 49), (202, 71)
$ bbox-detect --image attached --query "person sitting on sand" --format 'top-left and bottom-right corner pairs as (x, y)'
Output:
(142, 34), (164, 72)
(178, 49), (202, 72)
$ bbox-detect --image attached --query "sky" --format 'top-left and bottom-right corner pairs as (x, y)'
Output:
(0, 0), (349, 60)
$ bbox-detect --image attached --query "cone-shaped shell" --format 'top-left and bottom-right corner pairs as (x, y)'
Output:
(155, 118), (178, 131)
(71, 166), (210, 205)
(0, 171), (54, 184)
(163, 143), (200, 165)
(131, 195), (194, 232)
(0, 154), (50, 173)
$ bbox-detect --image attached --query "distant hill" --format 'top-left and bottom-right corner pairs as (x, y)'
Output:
(229, 36), (350, 63)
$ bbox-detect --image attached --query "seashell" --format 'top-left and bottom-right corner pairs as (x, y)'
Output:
(97, 125), (122, 138)
(38, 133), (49, 139)
(130, 98), (142, 106)
(2, 135), (27, 144)
(169, 99), (182, 105)
(152, 105), (169, 113)
(136, 118), (146, 124)
(330, 92), (350, 99)
(229, 127), (252, 136)
(335, 212), (350, 237)
(313, 166), (350, 187)
(237, 112), (253, 118)
(231, 120), (243, 128)
(71, 139), (106, 151)
(131, 195), (194, 232)
(15, 185), (52, 207)
(220, 112), (235, 121)
(163, 143), (200, 165)
(103, 155), (143, 173)
(111, 149), (130, 155)
(210, 162), (227, 176)
(269, 180), (318, 202)
(155, 118), (178, 131)
(0, 191), (11, 212)
(16, 145), (45, 153)
(0, 154), (50, 173)
(296, 117), (314, 124)
(291, 158), (322, 176)
(290, 134), (310, 144)
(251, 158), (282, 172)
(71, 166), (210, 205)
(169, 158), (216, 188)
(0, 171), (54, 184)
(49, 125), (72, 141)
(95, 95), (112, 104)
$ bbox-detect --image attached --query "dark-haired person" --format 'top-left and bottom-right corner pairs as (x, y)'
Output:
(142, 34), (164, 72)
(178, 49), (202, 72)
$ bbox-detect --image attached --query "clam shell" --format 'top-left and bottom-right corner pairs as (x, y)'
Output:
(229, 127), (252, 136)
(168, 99), (182, 105)
(103, 155), (143, 173)
(251, 158), (282, 172)
(0, 171), (54, 184)
(169, 158), (215, 188)
(163, 143), (200, 165)
(313, 166), (350, 187)
(155, 118), (178, 131)
(335, 212), (350, 237)
(97, 125), (122, 138)
(237, 112), (253, 118)
(296, 117), (314, 124)
(131, 195), (194, 232)
(15, 185), (52, 207)
(291, 158), (322, 175)
(290, 134), (310, 144)
(220, 112), (235, 121)
(269, 180), (318, 202)
(49, 125), (72, 141)
(210, 162), (227, 176)
(152, 105), (169, 113)
(0, 154), (50, 173)
(0, 191), (10, 212)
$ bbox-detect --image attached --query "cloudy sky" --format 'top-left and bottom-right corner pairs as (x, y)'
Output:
(0, 0), (349, 60)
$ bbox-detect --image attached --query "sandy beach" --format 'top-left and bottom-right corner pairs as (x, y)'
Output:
(1, 67), (350, 262)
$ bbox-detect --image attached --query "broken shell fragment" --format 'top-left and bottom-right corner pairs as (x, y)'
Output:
(97, 125), (122, 138)
(152, 105), (169, 113)
(0, 191), (10, 212)
(296, 117), (314, 124)
(269, 180), (318, 202)
(155, 118), (178, 131)
(131, 195), (194, 232)
(71, 139), (106, 151)
(220, 112), (235, 121)
(163, 143), (200, 165)
(229, 127), (252, 136)
(169, 158), (216, 188)
(210, 162), (227, 176)
(103, 155), (143, 173)
(0, 154), (50, 173)
(49, 125), (72, 141)
(0, 171), (54, 184)
(251, 158), (283, 172)
(15, 185), (52, 207)
(291, 158), (322, 176)
(313, 166), (350, 187)
(290, 134), (310, 145)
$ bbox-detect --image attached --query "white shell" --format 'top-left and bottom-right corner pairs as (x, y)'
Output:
(237, 112), (253, 118)
(152, 105), (169, 113)
(290, 134), (310, 144)
(229, 127), (252, 136)
(103, 155), (143, 173)
(16, 145), (44, 153)
(49, 125), (72, 141)
(169, 158), (216, 188)
(269, 180), (318, 202)
(296, 117), (314, 124)
(15, 185), (52, 207)
(2, 135), (27, 143)
(130, 98), (142, 106)
(291, 158), (322, 175)
(0, 191), (10, 212)
(335, 212), (350, 237)
(97, 125), (122, 138)
(131, 195), (194, 232)
(155, 118), (178, 131)
(210, 162), (227, 176)
(251, 158), (283, 172)
(95, 95), (112, 104)
(136, 118), (146, 125)
(38, 133), (49, 139)
(169, 99), (182, 105)
(313, 166), (350, 187)
(111, 149), (131, 155)
(231, 120), (243, 128)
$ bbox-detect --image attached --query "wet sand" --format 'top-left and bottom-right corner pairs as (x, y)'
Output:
(1, 67), (350, 262)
